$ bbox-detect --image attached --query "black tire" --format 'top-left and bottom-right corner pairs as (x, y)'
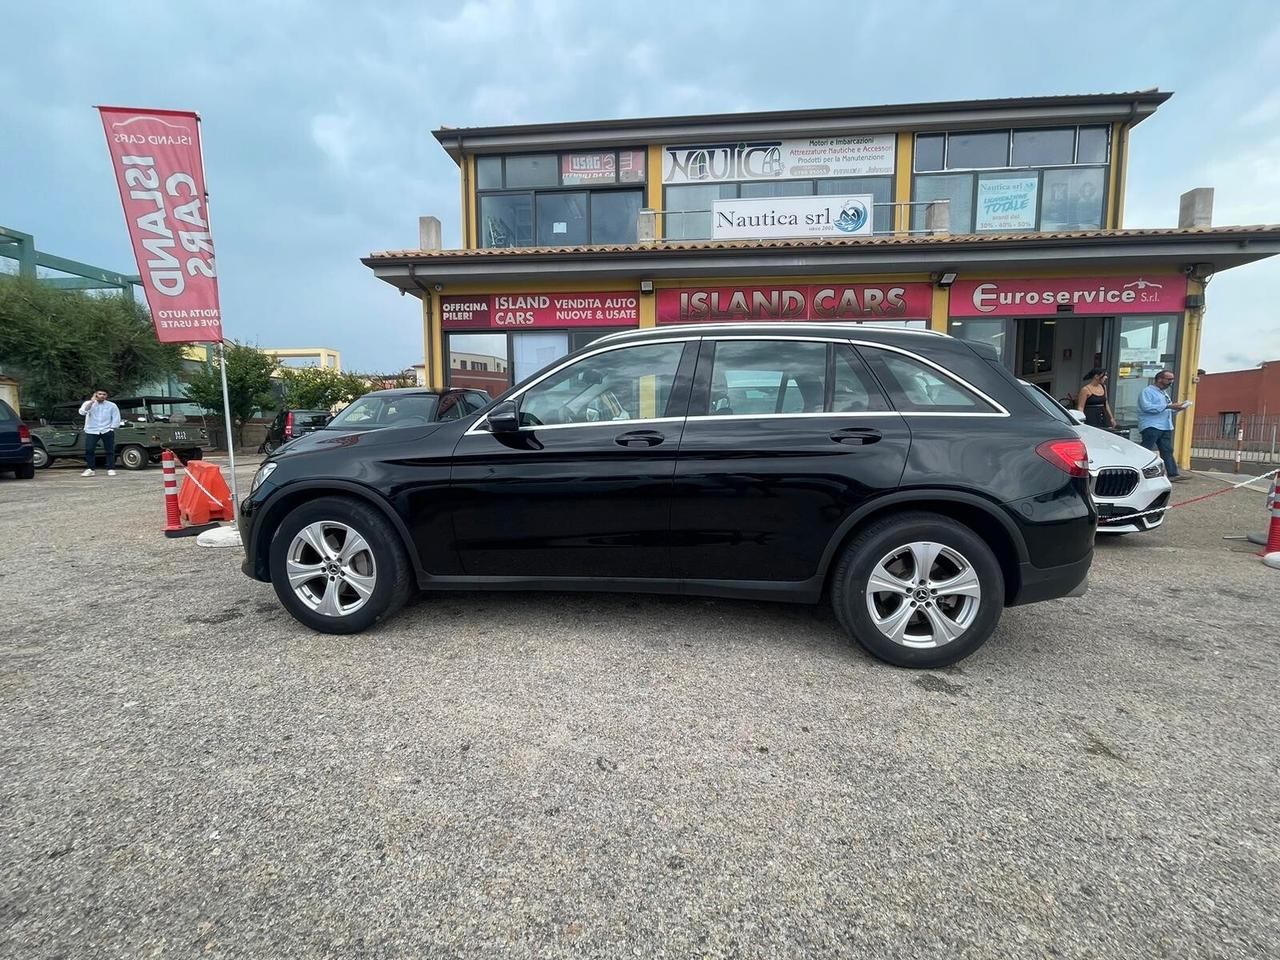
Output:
(15, 462), (35, 480)
(119, 445), (149, 470)
(31, 444), (50, 469)
(268, 496), (412, 635)
(831, 511), (1004, 668)
(261, 439), (280, 455)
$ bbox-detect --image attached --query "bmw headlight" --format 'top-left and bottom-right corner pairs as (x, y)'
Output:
(250, 461), (278, 493)
(1142, 457), (1166, 479)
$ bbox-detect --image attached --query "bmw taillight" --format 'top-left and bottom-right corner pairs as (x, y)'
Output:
(18, 424), (31, 445)
(1035, 438), (1090, 478)
(284, 411), (294, 438)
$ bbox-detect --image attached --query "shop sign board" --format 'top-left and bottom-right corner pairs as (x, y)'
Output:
(561, 151), (616, 184)
(975, 177), (1039, 232)
(950, 276), (1188, 317)
(711, 194), (874, 240)
(441, 293), (640, 329)
(662, 135), (896, 184)
(656, 283), (932, 324)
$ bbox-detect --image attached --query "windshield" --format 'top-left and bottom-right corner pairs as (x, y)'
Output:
(326, 394), (438, 430)
(1018, 380), (1074, 425)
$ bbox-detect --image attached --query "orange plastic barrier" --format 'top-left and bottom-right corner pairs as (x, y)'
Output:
(177, 460), (234, 524)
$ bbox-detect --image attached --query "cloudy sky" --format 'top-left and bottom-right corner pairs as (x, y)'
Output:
(4, 0), (1278, 373)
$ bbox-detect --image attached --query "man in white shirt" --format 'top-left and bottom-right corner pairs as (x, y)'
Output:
(79, 389), (123, 477)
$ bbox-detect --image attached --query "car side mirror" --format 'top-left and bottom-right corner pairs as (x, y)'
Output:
(1067, 409), (1086, 424)
(487, 399), (520, 433)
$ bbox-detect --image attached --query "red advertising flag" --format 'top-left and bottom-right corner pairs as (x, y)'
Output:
(97, 106), (222, 343)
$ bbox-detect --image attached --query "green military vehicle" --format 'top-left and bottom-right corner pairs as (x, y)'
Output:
(30, 395), (209, 470)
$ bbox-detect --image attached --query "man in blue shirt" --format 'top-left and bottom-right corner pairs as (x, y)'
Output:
(78, 389), (123, 477)
(1137, 369), (1189, 482)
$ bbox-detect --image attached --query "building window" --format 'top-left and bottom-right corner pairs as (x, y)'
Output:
(476, 149), (648, 248)
(1221, 412), (1241, 437)
(911, 125), (1110, 233)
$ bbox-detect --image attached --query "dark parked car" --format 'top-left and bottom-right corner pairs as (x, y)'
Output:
(260, 409), (333, 454)
(240, 325), (1094, 668)
(324, 387), (492, 434)
(0, 398), (35, 479)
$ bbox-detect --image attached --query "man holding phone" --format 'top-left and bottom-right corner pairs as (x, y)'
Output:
(78, 389), (123, 477)
(1137, 369), (1190, 483)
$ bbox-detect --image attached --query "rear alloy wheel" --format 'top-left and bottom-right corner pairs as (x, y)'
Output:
(832, 512), (1004, 668)
(31, 445), (50, 469)
(268, 497), (411, 634)
(119, 445), (149, 470)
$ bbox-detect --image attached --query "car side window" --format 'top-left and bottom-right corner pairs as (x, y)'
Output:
(465, 392), (490, 412)
(833, 346), (891, 413)
(697, 340), (827, 417)
(860, 347), (989, 413)
(518, 342), (686, 427)
(437, 393), (466, 421)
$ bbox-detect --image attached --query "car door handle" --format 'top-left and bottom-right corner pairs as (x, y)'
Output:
(829, 427), (882, 445)
(615, 430), (665, 447)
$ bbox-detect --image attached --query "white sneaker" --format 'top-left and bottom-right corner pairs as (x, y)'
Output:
(81, 469), (95, 477)
(107, 470), (117, 476)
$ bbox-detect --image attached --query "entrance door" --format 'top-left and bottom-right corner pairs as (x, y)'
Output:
(670, 338), (911, 583)
(1017, 318), (1057, 393)
(449, 339), (694, 579)
(1111, 315), (1182, 440)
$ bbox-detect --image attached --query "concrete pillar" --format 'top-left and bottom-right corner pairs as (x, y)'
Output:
(925, 201), (950, 235)
(637, 208), (658, 244)
(1178, 188), (1214, 228)
(418, 216), (443, 251)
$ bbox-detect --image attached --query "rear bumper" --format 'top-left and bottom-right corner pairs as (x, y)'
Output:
(1009, 552), (1092, 606)
(0, 446), (34, 466)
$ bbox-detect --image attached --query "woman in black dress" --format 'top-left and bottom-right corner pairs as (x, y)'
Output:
(1075, 368), (1116, 429)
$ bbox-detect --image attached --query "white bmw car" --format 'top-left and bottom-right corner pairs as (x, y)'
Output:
(1019, 381), (1172, 535)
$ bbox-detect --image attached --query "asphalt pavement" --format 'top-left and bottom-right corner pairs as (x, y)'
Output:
(1, 460), (1278, 959)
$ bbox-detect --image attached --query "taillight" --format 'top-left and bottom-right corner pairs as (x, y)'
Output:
(18, 424), (31, 445)
(1036, 437), (1089, 477)
(284, 411), (294, 438)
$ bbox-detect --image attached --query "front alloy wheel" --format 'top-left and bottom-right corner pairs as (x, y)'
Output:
(286, 520), (377, 617)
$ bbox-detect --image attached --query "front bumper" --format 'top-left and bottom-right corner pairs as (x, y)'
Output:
(1095, 478), (1172, 534)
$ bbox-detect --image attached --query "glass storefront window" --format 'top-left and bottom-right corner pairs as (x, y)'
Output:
(476, 156), (502, 190)
(590, 191), (643, 244)
(504, 155), (559, 188)
(945, 131), (1009, 169)
(664, 183), (735, 240)
(739, 180), (814, 198)
(912, 173), (974, 233)
(1113, 315), (1180, 438)
(448, 333), (510, 393)
(1012, 128), (1075, 167)
(535, 192), (589, 246)
(1041, 167), (1105, 231)
(1077, 126), (1110, 164)
(512, 331), (569, 382)
(949, 317), (1009, 363)
(915, 134), (945, 172)
(480, 194), (534, 248)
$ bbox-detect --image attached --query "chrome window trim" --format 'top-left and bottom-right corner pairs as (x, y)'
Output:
(466, 337), (697, 436)
(592, 322), (945, 346)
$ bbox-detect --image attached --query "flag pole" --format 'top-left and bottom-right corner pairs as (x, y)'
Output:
(195, 115), (239, 511)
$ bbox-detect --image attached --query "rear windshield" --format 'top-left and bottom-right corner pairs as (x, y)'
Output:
(294, 411), (331, 427)
(1019, 380), (1074, 425)
(327, 394), (439, 430)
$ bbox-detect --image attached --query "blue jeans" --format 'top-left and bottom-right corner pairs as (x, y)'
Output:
(1140, 427), (1178, 477)
(85, 430), (116, 470)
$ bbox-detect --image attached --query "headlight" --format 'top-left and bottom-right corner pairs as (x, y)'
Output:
(1142, 457), (1166, 479)
(250, 461), (278, 493)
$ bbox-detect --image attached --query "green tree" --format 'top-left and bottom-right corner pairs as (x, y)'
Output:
(0, 274), (183, 414)
(184, 341), (276, 449)
(280, 366), (359, 410)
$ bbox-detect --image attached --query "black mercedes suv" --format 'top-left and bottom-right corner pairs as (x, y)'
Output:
(240, 324), (1094, 667)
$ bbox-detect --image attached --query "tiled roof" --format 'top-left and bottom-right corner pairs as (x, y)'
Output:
(366, 225), (1280, 261)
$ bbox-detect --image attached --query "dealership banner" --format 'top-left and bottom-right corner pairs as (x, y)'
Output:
(656, 283), (932, 324)
(441, 293), (640, 329)
(98, 106), (222, 343)
(663, 134), (896, 184)
(712, 194), (874, 240)
(949, 275), (1188, 317)
(975, 177), (1039, 232)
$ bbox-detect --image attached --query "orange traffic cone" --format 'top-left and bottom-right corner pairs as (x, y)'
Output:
(1262, 475), (1280, 557)
(161, 449), (185, 536)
